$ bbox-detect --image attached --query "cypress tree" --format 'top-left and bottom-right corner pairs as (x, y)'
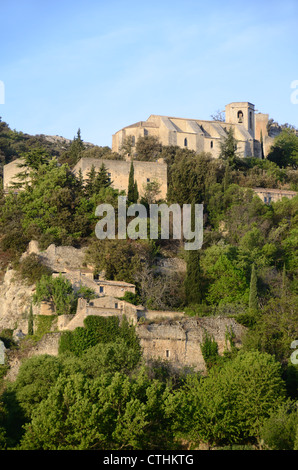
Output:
(249, 263), (258, 311)
(28, 303), (34, 336)
(128, 161), (137, 203)
(133, 181), (139, 203)
(184, 199), (202, 305)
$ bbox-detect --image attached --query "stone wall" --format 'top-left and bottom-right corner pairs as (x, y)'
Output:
(72, 158), (168, 200)
(253, 188), (297, 204)
(5, 332), (62, 382)
(137, 317), (246, 372)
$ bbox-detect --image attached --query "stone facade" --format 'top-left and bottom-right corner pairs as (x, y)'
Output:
(253, 187), (297, 204)
(112, 102), (272, 159)
(138, 317), (246, 372)
(3, 157), (168, 202)
(72, 157), (168, 200)
(52, 269), (136, 297)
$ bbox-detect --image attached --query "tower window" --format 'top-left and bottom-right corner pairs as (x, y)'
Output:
(237, 110), (243, 123)
(166, 350), (170, 358)
(210, 140), (213, 148)
(184, 138), (188, 147)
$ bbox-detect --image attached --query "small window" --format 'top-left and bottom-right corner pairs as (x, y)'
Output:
(147, 178), (150, 183)
(210, 141), (213, 148)
(115, 303), (118, 309)
(184, 138), (188, 147)
(99, 286), (104, 293)
(166, 350), (170, 358)
(237, 110), (243, 123)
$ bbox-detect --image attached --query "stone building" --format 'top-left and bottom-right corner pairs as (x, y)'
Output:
(138, 317), (246, 372)
(3, 156), (168, 201)
(72, 157), (168, 200)
(253, 187), (297, 204)
(112, 101), (274, 159)
(52, 269), (136, 297)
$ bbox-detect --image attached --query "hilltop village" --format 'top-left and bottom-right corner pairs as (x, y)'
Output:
(0, 101), (297, 450)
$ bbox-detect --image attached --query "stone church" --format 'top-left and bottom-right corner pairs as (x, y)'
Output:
(112, 101), (274, 159)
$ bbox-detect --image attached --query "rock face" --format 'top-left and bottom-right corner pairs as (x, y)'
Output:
(0, 269), (37, 333)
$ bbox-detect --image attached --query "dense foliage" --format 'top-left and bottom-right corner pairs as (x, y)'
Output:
(0, 118), (297, 450)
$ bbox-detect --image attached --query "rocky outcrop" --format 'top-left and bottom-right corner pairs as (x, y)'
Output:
(0, 269), (37, 333)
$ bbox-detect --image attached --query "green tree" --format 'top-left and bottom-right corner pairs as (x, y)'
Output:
(127, 161), (138, 204)
(260, 399), (298, 450)
(27, 303), (34, 336)
(170, 351), (286, 448)
(267, 128), (298, 169)
(10, 355), (63, 420)
(135, 135), (162, 161)
(249, 263), (258, 311)
(19, 369), (175, 450)
(63, 128), (85, 167)
(219, 127), (239, 168)
(33, 274), (77, 315)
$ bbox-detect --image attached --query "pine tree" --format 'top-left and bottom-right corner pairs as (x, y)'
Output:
(219, 127), (238, 168)
(249, 263), (258, 310)
(85, 165), (96, 197)
(94, 163), (112, 192)
(67, 128), (85, 167)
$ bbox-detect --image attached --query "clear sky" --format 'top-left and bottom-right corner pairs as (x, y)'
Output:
(1, 0), (298, 147)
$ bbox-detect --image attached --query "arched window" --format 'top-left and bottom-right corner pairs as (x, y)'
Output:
(210, 140), (213, 149)
(237, 110), (243, 123)
(184, 138), (188, 147)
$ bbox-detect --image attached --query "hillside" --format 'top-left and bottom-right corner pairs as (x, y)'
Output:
(0, 118), (297, 451)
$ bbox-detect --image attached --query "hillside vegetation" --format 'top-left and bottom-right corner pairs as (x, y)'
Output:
(0, 117), (297, 450)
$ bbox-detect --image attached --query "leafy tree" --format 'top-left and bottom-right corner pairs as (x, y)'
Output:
(140, 180), (161, 205)
(170, 351), (286, 448)
(260, 399), (298, 450)
(33, 274), (77, 315)
(9, 355), (63, 420)
(267, 128), (298, 169)
(19, 369), (175, 450)
(135, 135), (162, 161)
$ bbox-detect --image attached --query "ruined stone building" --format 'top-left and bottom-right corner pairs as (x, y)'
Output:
(72, 157), (168, 200)
(112, 101), (275, 159)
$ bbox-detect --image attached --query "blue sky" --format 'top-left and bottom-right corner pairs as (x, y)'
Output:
(1, 0), (298, 146)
